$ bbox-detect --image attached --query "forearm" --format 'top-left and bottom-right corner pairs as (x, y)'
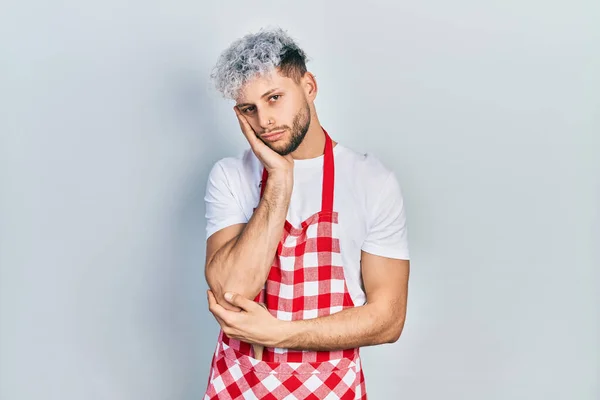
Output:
(206, 173), (292, 302)
(276, 303), (405, 351)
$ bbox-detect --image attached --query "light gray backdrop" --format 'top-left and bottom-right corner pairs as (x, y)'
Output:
(1, 1), (598, 399)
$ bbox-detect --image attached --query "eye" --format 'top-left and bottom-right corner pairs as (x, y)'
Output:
(242, 106), (255, 114)
(269, 95), (281, 102)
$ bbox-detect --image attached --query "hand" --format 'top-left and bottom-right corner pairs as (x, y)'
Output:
(234, 107), (294, 177)
(207, 290), (287, 348)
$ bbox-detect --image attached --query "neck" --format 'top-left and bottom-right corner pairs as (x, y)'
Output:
(289, 111), (337, 160)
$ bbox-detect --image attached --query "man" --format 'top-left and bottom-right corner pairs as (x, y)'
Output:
(203, 28), (410, 400)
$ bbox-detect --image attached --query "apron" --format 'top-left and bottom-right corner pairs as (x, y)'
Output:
(204, 129), (367, 400)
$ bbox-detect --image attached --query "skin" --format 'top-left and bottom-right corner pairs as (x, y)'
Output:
(234, 68), (331, 160)
(205, 67), (410, 352)
(204, 68), (328, 312)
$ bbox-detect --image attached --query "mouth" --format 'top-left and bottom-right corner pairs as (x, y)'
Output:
(262, 130), (286, 141)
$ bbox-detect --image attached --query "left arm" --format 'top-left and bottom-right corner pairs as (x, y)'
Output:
(278, 252), (410, 350)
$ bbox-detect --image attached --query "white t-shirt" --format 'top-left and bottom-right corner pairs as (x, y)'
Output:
(204, 143), (410, 306)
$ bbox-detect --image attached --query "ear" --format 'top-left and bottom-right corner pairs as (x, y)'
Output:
(302, 72), (318, 102)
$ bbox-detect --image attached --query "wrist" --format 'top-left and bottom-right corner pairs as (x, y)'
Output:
(265, 171), (293, 198)
(268, 169), (293, 184)
(272, 320), (296, 348)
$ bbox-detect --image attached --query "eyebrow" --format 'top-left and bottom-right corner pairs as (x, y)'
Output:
(236, 88), (281, 108)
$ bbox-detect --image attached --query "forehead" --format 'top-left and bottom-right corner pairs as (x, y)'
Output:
(236, 69), (296, 104)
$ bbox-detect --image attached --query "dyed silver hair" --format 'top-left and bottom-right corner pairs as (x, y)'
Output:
(210, 27), (308, 100)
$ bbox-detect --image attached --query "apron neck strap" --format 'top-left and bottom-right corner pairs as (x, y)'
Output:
(321, 129), (334, 212)
(260, 128), (335, 213)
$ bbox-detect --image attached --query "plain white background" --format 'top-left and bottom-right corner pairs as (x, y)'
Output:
(1, 1), (598, 399)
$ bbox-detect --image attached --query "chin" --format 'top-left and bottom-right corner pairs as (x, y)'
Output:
(262, 129), (306, 156)
(269, 142), (292, 156)
(263, 136), (291, 155)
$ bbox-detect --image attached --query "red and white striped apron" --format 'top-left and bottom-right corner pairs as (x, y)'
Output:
(204, 129), (367, 399)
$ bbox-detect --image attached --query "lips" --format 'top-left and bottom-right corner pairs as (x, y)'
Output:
(262, 130), (285, 141)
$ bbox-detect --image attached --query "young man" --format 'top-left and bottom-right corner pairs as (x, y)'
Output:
(203, 28), (410, 400)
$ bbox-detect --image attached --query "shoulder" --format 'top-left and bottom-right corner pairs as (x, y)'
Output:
(334, 144), (394, 187)
(210, 148), (258, 175)
(204, 148), (262, 231)
(334, 143), (406, 225)
(208, 148), (261, 189)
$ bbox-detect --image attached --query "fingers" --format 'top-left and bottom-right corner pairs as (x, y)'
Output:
(233, 107), (294, 175)
(207, 287), (242, 312)
(207, 290), (234, 326)
(233, 107), (274, 164)
(234, 107), (261, 149)
(208, 290), (249, 340)
(223, 292), (256, 311)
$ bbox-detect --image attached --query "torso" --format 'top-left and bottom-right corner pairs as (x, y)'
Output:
(216, 143), (395, 306)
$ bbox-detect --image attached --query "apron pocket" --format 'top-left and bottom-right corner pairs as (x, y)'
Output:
(205, 342), (363, 399)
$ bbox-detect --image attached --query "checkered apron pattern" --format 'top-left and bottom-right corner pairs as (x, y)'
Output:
(204, 130), (367, 399)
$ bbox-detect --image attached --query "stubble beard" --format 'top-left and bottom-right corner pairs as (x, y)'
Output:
(260, 103), (311, 156)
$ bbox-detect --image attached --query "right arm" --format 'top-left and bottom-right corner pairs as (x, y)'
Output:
(204, 106), (294, 311)
(205, 171), (291, 311)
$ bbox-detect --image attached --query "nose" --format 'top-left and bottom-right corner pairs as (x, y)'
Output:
(258, 111), (274, 132)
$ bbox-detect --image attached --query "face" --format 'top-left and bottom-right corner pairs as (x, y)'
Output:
(235, 69), (312, 156)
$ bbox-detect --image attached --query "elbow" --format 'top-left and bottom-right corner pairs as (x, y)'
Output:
(205, 261), (262, 301)
(205, 262), (231, 301)
(205, 258), (233, 294)
(204, 262), (221, 292)
(373, 303), (406, 345)
(370, 303), (406, 345)
(384, 316), (406, 344)
(386, 327), (402, 344)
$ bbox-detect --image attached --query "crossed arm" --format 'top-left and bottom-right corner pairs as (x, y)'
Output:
(207, 246), (410, 351)
(204, 107), (409, 351)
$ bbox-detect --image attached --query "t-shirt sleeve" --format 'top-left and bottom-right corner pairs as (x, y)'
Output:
(204, 161), (248, 240)
(361, 171), (410, 260)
